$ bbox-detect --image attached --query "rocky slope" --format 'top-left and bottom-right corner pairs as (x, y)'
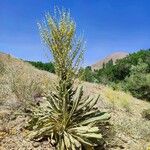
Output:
(0, 53), (150, 150)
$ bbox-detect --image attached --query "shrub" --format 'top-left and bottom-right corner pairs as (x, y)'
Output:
(79, 66), (97, 83)
(124, 73), (150, 101)
(120, 99), (130, 112)
(28, 61), (55, 73)
(124, 60), (150, 101)
(9, 66), (46, 111)
(110, 59), (150, 101)
(142, 109), (150, 120)
(26, 8), (110, 150)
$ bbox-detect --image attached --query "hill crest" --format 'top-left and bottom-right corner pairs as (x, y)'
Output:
(91, 51), (128, 70)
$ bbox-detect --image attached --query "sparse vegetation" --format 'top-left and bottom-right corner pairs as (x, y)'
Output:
(10, 69), (44, 111)
(0, 60), (5, 75)
(0, 53), (150, 150)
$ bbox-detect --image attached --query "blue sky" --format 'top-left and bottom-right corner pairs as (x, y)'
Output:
(1, 0), (150, 65)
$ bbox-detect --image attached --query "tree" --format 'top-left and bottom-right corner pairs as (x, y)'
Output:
(93, 49), (150, 84)
(26, 8), (110, 150)
(80, 66), (96, 82)
(124, 59), (150, 101)
(28, 61), (55, 73)
(105, 59), (113, 68)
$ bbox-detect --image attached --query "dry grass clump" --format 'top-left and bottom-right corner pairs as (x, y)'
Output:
(101, 86), (133, 111)
(10, 69), (44, 107)
(0, 59), (8, 104)
(0, 53), (56, 112)
(0, 80), (12, 105)
(0, 59), (5, 75)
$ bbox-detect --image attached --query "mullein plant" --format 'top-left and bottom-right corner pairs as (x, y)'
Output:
(26, 8), (110, 150)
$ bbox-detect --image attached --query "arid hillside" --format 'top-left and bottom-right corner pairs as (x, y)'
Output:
(91, 52), (128, 70)
(0, 53), (150, 150)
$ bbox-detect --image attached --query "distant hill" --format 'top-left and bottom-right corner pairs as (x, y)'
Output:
(91, 51), (128, 70)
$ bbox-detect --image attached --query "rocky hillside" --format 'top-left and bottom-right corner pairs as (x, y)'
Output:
(91, 52), (128, 70)
(0, 53), (150, 150)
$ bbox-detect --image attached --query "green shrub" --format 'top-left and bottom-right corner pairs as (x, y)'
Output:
(28, 61), (55, 73)
(109, 59), (150, 101)
(124, 60), (150, 101)
(142, 109), (150, 120)
(26, 8), (110, 150)
(79, 66), (97, 83)
(124, 73), (150, 101)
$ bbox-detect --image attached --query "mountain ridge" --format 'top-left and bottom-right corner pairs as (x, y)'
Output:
(91, 51), (128, 70)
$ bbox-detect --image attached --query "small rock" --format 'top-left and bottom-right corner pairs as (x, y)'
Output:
(32, 142), (40, 147)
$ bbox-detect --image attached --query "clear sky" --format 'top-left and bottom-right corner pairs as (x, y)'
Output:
(1, 0), (150, 65)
